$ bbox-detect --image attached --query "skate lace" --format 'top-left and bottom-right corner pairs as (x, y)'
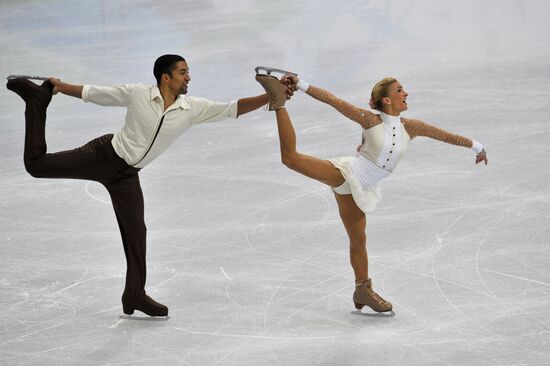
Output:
(368, 288), (387, 304)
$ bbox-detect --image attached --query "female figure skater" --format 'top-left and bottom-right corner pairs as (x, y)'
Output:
(255, 73), (488, 312)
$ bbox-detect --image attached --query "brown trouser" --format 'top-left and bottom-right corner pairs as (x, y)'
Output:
(23, 95), (146, 304)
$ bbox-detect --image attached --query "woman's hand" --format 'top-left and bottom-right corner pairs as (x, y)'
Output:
(281, 74), (299, 91)
(476, 150), (488, 165)
(278, 76), (295, 99)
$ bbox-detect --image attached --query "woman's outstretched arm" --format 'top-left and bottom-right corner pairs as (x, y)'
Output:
(284, 75), (379, 129)
(308, 86), (380, 128)
(402, 118), (488, 165)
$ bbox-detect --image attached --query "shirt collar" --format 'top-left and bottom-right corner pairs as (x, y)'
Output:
(150, 86), (190, 110)
(380, 112), (401, 126)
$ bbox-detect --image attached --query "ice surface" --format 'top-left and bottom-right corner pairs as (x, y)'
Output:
(1, 1), (549, 365)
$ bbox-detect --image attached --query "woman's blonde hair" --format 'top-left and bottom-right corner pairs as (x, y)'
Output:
(369, 77), (397, 111)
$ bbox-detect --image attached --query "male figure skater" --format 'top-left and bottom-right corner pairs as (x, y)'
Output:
(6, 54), (281, 317)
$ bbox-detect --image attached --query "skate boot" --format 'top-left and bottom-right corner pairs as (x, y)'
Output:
(255, 74), (290, 111)
(7, 78), (53, 106)
(353, 278), (393, 312)
(122, 294), (168, 317)
(255, 66), (297, 111)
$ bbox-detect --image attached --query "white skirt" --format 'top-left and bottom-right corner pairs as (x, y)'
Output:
(328, 154), (390, 213)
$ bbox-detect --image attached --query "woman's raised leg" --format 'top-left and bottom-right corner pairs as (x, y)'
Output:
(274, 108), (345, 187)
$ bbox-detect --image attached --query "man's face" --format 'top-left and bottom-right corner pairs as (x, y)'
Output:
(165, 60), (191, 95)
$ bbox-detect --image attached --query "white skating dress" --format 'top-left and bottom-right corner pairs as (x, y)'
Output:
(328, 112), (411, 213)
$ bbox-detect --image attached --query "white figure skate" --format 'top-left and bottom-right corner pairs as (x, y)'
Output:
(255, 66), (297, 110)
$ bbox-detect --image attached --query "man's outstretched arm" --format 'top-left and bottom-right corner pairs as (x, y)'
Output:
(49, 78), (83, 99)
(236, 93), (269, 117)
(49, 79), (132, 107)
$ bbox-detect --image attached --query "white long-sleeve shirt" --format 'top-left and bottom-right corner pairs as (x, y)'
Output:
(82, 83), (238, 168)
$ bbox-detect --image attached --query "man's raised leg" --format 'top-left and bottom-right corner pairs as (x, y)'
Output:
(7, 79), (54, 176)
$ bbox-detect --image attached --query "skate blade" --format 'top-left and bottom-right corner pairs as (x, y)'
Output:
(6, 74), (50, 81)
(255, 66), (297, 76)
(119, 314), (170, 321)
(351, 309), (395, 317)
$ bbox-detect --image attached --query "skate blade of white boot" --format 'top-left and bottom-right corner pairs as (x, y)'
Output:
(255, 66), (297, 77)
(119, 314), (170, 321)
(351, 309), (395, 317)
(7, 74), (50, 80)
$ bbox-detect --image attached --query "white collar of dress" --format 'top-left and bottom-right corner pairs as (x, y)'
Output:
(380, 112), (401, 126)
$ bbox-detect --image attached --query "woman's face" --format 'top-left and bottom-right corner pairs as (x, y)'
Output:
(384, 81), (408, 114)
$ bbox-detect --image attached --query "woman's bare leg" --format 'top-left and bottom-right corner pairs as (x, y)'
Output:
(334, 192), (392, 311)
(274, 108), (345, 187)
(334, 193), (368, 281)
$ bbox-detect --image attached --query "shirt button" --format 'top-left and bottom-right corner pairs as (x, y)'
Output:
(393, 143), (395, 145)
(387, 158), (390, 161)
(390, 151), (393, 153)
(393, 134), (396, 136)
(383, 165), (386, 168)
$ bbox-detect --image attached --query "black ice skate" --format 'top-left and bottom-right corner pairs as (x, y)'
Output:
(121, 294), (169, 320)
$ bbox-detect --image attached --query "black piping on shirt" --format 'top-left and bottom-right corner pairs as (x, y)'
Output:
(132, 114), (166, 167)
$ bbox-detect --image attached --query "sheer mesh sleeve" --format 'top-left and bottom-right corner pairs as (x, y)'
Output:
(402, 118), (473, 148)
(306, 85), (380, 129)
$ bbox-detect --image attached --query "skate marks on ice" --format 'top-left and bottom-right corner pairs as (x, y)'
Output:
(2, 0), (550, 365)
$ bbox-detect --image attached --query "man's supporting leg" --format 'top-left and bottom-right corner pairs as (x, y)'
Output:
(106, 173), (168, 317)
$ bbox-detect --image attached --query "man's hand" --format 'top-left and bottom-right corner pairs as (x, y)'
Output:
(45, 78), (84, 99)
(48, 78), (62, 95)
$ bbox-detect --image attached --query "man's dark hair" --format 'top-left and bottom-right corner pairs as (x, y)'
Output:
(153, 54), (186, 86)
